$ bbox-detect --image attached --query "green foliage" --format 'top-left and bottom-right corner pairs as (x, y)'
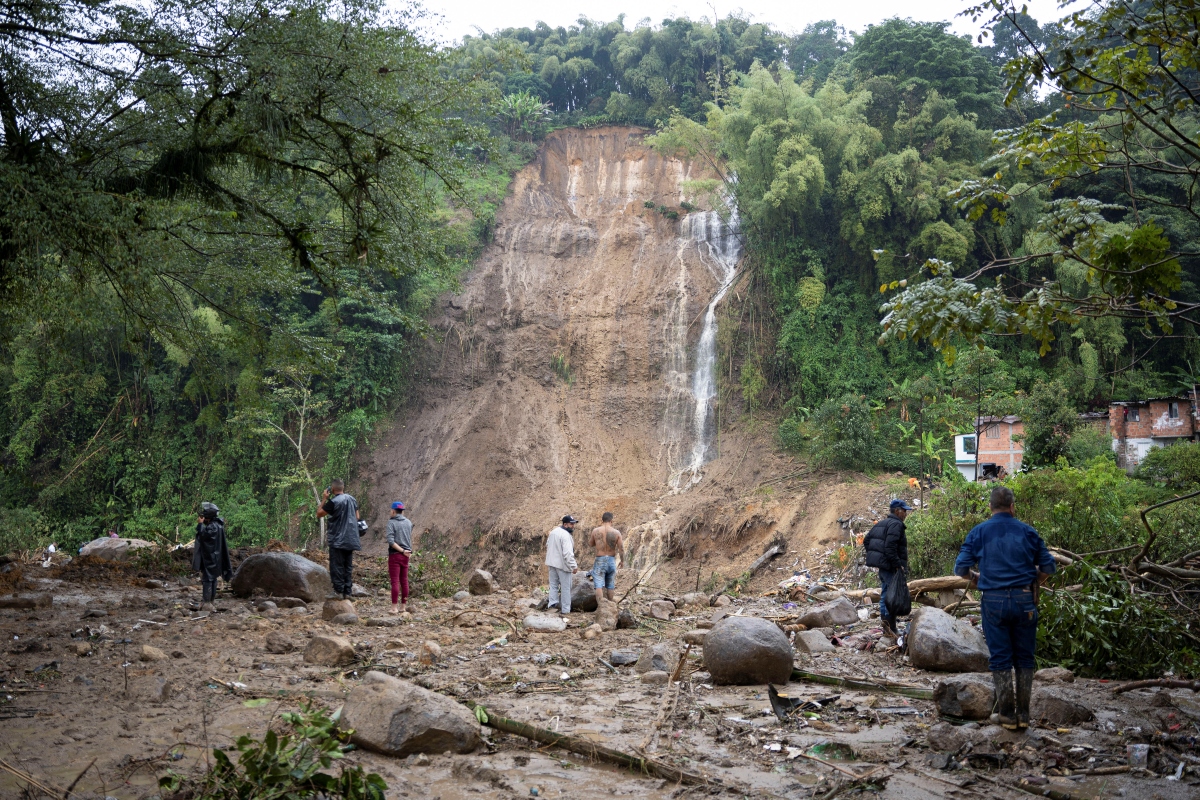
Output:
(550, 353), (575, 386)
(159, 702), (386, 799)
(409, 551), (461, 598)
(810, 394), (879, 470)
(0, 507), (53, 555)
(1064, 426), (1115, 468)
(1137, 442), (1200, 490)
(1021, 381), (1078, 468)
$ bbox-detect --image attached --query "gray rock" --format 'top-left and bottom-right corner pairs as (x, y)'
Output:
(254, 600), (278, 613)
(610, 648), (639, 666)
(797, 596), (859, 629)
(595, 599), (619, 631)
(452, 591), (471, 601)
(616, 608), (636, 629)
(365, 617), (403, 627)
(635, 642), (680, 674)
(145, 579), (166, 589)
(934, 673), (994, 720)
(79, 537), (155, 562)
(340, 671), (481, 755)
(927, 721), (983, 752)
(1031, 687), (1094, 725)
(712, 595), (732, 607)
(682, 629), (709, 645)
(331, 612), (359, 625)
(678, 592), (708, 607)
(1035, 666), (1075, 683)
(523, 613), (567, 632)
(231, 552), (333, 602)
(703, 616), (794, 685)
(152, 677), (175, 702)
(649, 600), (675, 620)
(793, 629), (835, 654)
(468, 570), (496, 596)
(350, 583), (372, 598)
(303, 635), (355, 666)
(907, 607), (990, 673)
(640, 670), (670, 685)
(265, 631), (295, 654)
(570, 579), (598, 613)
(273, 597), (308, 609)
(139, 645), (167, 662)
(321, 598), (356, 620)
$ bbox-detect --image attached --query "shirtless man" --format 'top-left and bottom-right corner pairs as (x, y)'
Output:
(589, 512), (625, 604)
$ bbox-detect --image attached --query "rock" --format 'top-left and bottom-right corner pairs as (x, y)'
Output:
(610, 648), (639, 666)
(927, 721), (984, 752)
(635, 642), (680, 674)
(274, 597), (308, 609)
(365, 617), (403, 627)
(810, 590), (845, 603)
(648, 600), (675, 620)
(678, 592), (708, 607)
(265, 631), (295, 654)
(0, 593), (53, 610)
(523, 613), (567, 632)
(1035, 667), (1075, 683)
(1031, 687), (1094, 725)
(793, 629), (835, 654)
(595, 599), (619, 631)
(79, 537), (155, 562)
(139, 645), (167, 662)
(452, 591), (470, 601)
(412, 753), (431, 766)
(691, 671), (711, 683)
(796, 597), (859, 629)
(907, 607), (990, 673)
(934, 674), (994, 720)
(289, 606), (309, 616)
(350, 583), (372, 598)
(703, 616), (794, 685)
(581, 624), (602, 640)
(640, 670), (670, 685)
(254, 599), (278, 612)
(513, 597), (537, 609)
(682, 629), (709, 645)
(231, 553), (333, 602)
(303, 635), (356, 666)
(144, 579), (166, 589)
(340, 671), (481, 755)
(570, 580), (598, 613)
(331, 612), (360, 625)
(616, 608), (636, 629)
(712, 595), (732, 607)
(420, 641), (441, 665)
(82, 607), (108, 618)
(696, 620), (715, 629)
(321, 598), (356, 620)
(72, 641), (92, 657)
(153, 678), (175, 702)
(468, 570), (496, 596)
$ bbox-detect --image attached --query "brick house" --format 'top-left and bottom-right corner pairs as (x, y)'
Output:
(953, 415), (1024, 480)
(1109, 395), (1198, 472)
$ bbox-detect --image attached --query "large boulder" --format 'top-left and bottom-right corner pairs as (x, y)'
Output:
(232, 553), (333, 602)
(570, 578), (598, 613)
(1031, 687), (1094, 725)
(634, 643), (680, 674)
(933, 673), (994, 720)
(340, 671), (481, 755)
(797, 597), (859, 629)
(523, 613), (567, 632)
(468, 570), (496, 596)
(907, 606), (990, 672)
(79, 537), (155, 562)
(703, 616), (794, 685)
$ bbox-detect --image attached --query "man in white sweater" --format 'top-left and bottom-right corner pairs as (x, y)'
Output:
(545, 515), (579, 614)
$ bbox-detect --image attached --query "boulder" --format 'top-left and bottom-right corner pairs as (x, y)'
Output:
(796, 597), (859, 629)
(331, 612), (359, 625)
(581, 624), (602, 640)
(616, 608), (636, 629)
(274, 597), (308, 609)
(139, 645), (167, 662)
(703, 617), (794, 685)
(712, 595), (732, 607)
(420, 641), (441, 665)
(79, 537), (155, 562)
(595, 599), (619, 631)
(265, 631), (295, 654)
(678, 592), (708, 607)
(933, 673), (994, 720)
(1035, 667), (1075, 683)
(610, 648), (639, 666)
(340, 671), (481, 755)
(793, 630), (835, 654)
(321, 598), (356, 620)
(303, 635), (356, 666)
(648, 600), (675, 620)
(570, 579), (598, 613)
(682, 629), (709, 645)
(523, 613), (566, 632)
(635, 642), (680, 674)
(468, 570), (496, 596)
(452, 590), (470, 601)
(907, 607), (990, 673)
(0, 593), (52, 610)
(231, 553), (333, 602)
(640, 670), (669, 685)
(927, 721), (984, 752)
(1031, 687), (1094, 725)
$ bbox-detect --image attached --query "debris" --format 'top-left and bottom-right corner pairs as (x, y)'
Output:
(78, 537), (155, 562)
(789, 669), (934, 700)
(1031, 687), (1094, 725)
(907, 606), (989, 672)
(340, 671), (482, 755)
(1112, 678), (1200, 693)
(0, 594), (53, 610)
(703, 616), (793, 685)
(230, 552), (333, 602)
(767, 685), (841, 721)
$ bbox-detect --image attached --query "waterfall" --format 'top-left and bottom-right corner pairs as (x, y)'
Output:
(668, 208), (743, 488)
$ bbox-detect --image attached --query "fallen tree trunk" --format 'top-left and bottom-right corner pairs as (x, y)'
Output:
(906, 576), (968, 593)
(1112, 678), (1200, 694)
(467, 702), (711, 786)
(747, 542), (785, 577)
(790, 668), (933, 700)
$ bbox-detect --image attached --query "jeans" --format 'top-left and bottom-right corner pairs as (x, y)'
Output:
(592, 556), (617, 590)
(329, 547), (355, 596)
(388, 551), (410, 604)
(548, 566), (573, 613)
(980, 587), (1039, 671)
(878, 568), (896, 621)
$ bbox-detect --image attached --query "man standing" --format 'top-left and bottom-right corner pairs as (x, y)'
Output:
(863, 499), (911, 637)
(317, 479), (361, 600)
(387, 501), (413, 615)
(193, 502), (231, 613)
(955, 486), (1056, 730)
(589, 512), (624, 604)
(545, 515), (579, 615)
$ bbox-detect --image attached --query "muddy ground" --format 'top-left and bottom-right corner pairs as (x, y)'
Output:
(2, 549), (1200, 800)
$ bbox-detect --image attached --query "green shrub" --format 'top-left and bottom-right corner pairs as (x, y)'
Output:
(810, 394), (879, 470)
(1138, 440), (1200, 489)
(410, 551), (460, 598)
(0, 506), (53, 555)
(1065, 426), (1116, 467)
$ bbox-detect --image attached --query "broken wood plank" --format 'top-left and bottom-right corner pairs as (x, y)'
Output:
(790, 669), (934, 700)
(1112, 678), (1200, 694)
(906, 576), (969, 593)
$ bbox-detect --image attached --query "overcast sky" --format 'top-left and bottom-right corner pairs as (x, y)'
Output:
(411, 0), (1070, 44)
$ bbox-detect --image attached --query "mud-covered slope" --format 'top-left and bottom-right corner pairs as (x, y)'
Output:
(365, 127), (854, 576)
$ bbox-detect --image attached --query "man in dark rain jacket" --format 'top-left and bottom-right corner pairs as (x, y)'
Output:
(863, 499), (911, 637)
(193, 502), (232, 612)
(317, 478), (361, 599)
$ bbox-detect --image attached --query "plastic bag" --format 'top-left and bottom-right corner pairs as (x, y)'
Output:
(885, 569), (912, 618)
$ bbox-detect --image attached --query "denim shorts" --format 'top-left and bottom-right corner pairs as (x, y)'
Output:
(592, 556), (617, 590)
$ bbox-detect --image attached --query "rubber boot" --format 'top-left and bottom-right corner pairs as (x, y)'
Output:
(880, 618), (897, 638)
(990, 670), (1018, 730)
(1015, 668), (1035, 729)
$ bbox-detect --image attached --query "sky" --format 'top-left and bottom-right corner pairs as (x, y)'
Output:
(411, 0), (1070, 44)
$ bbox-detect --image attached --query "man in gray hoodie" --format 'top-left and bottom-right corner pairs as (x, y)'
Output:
(317, 479), (361, 599)
(545, 515), (579, 615)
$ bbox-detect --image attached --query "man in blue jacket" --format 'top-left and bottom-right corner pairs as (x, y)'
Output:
(955, 486), (1056, 730)
(864, 499), (911, 637)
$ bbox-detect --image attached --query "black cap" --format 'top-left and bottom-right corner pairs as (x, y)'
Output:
(201, 501), (220, 517)
(562, 514), (579, 524)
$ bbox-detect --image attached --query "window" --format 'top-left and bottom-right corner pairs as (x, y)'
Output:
(986, 425), (1001, 438)
(1129, 408), (1141, 421)
(1169, 402), (1180, 419)
(963, 435), (976, 455)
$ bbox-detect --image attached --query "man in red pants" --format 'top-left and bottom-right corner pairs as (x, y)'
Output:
(387, 501), (413, 614)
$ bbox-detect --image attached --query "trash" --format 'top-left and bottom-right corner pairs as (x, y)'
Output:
(768, 685), (840, 721)
(807, 741), (856, 761)
(559, 672), (570, 681)
(1126, 743), (1149, 769)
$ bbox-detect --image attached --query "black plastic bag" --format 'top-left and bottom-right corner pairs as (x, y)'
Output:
(885, 569), (912, 617)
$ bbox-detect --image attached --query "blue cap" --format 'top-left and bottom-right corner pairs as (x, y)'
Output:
(890, 499), (913, 511)
(391, 501), (405, 510)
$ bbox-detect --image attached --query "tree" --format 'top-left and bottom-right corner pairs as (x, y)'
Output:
(787, 20), (849, 88)
(1021, 380), (1078, 468)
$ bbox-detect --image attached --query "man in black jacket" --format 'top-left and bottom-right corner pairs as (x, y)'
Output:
(193, 502), (232, 613)
(864, 499), (911, 637)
